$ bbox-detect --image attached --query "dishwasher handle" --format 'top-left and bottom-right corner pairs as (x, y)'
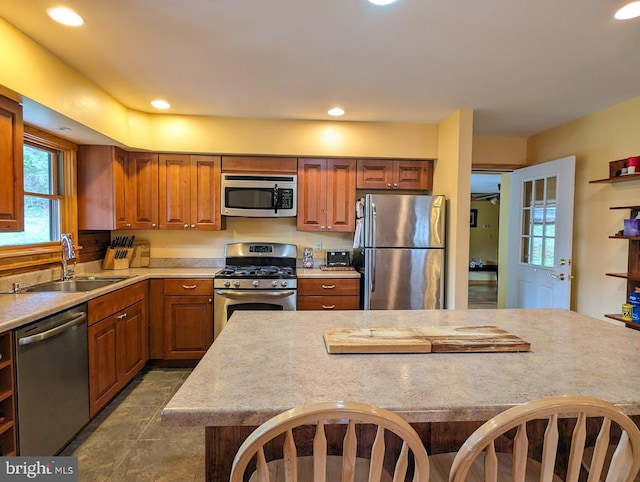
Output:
(18, 312), (87, 346)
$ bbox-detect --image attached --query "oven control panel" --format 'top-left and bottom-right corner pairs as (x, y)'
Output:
(214, 278), (297, 289)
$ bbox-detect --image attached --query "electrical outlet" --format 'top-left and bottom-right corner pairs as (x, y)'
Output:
(314, 241), (322, 251)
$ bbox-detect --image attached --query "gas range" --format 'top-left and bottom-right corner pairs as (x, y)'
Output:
(214, 242), (297, 290)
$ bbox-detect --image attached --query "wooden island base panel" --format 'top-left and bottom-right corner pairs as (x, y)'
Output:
(161, 309), (640, 482)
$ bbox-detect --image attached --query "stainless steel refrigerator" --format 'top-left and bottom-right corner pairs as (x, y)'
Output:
(356, 194), (446, 310)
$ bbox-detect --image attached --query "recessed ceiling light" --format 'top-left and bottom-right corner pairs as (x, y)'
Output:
(151, 99), (171, 110)
(328, 107), (345, 117)
(47, 7), (84, 27)
(368, 0), (398, 5)
(615, 1), (640, 19)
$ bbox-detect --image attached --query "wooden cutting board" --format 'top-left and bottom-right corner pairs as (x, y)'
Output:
(323, 325), (530, 354)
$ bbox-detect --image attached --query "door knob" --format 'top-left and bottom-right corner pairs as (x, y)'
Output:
(549, 273), (565, 281)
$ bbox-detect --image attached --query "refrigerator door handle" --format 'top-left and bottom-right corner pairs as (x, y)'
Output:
(371, 248), (376, 293)
(370, 202), (376, 293)
(371, 202), (377, 250)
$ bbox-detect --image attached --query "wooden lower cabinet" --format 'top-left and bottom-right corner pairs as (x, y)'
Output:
(0, 332), (16, 456)
(297, 278), (360, 311)
(88, 282), (149, 417)
(162, 279), (214, 360)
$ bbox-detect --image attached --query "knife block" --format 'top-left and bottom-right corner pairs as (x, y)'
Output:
(102, 247), (134, 270)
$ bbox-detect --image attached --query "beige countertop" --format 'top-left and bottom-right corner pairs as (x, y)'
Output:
(161, 308), (640, 427)
(297, 267), (360, 279)
(0, 266), (359, 333)
(0, 268), (218, 332)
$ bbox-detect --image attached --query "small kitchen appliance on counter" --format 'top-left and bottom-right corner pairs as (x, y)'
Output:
(213, 242), (297, 338)
(326, 250), (350, 267)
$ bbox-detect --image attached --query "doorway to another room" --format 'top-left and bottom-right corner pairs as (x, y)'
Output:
(468, 172), (501, 309)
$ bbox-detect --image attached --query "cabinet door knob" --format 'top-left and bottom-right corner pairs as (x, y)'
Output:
(320, 226), (325, 231)
(184, 224), (189, 229)
(126, 223), (131, 228)
(387, 183), (392, 188)
(208, 298), (212, 303)
(327, 226), (332, 230)
(117, 313), (127, 319)
(191, 224), (196, 229)
(393, 183), (398, 187)
(152, 223), (157, 228)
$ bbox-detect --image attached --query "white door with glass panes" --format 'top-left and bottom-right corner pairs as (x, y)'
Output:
(506, 156), (576, 309)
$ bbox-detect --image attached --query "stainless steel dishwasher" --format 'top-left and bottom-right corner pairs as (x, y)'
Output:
(14, 303), (90, 455)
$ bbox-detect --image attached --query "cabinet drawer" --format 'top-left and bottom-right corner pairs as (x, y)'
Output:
(297, 296), (360, 311)
(297, 278), (359, 296)
(88, 281), (148, 326)
(163, 279), (213, 296)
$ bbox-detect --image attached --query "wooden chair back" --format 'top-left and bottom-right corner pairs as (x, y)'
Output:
(449, 395), (640, 482)
(230, 400), (430, 482)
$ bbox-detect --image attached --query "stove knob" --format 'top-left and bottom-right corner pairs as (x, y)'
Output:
(223, 280), (230, 288)
(271, 280), (278, 287)
(252, 280), (259, 287)
(233, 280), (240, 287)
(281, 280), (288, 287)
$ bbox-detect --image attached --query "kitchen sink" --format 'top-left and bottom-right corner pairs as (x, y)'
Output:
(21, 276), (132, 293)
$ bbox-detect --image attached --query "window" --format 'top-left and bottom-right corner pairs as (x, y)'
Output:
(520, 176), (556, 268)
(0, 143), (63, 246)
(0, 126), (77, 270)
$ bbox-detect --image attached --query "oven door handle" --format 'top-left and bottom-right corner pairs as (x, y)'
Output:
(215, 290), (296, 299)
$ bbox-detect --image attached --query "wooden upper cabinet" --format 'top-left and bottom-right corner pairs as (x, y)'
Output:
(357, 159), (433, 190)
(221, 156), (297, 174)
(0, 96), (23, 232)
(78, 147), (159, 229)
(127, 152), (159, 229)
(159, 154), (191, 229)
(297, 158), (355, 232)
(78, 145), (128, 230)
(159, 154), (223, 231)
(191, 155), (223, 230)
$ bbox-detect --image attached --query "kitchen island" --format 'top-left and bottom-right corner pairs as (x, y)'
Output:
(161, 309), (640, 481)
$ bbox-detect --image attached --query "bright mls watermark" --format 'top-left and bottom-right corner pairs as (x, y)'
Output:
(0, 457), (78, 481)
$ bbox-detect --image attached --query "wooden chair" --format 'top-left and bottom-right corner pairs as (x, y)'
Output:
(229, 400), (430, 482)
(429, 395), (640, 482)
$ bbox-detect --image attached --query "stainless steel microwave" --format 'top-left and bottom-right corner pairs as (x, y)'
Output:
(221, 173), (297, 217)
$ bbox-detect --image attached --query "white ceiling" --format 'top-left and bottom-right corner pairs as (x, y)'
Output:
(470, 173), (501, 195)
(2, 1), (640, 138)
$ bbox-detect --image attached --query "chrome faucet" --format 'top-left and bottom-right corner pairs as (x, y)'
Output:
(61, 233), (77, 280)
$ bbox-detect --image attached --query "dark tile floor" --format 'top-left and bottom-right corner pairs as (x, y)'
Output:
(61, 367), (204, 481)
(468, 283), (498, 309)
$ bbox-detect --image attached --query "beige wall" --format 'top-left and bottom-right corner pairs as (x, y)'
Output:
(435, 109), (474, 309)
(526, 95), (640, 320)
(472, 136), (527, 167)
(469, 200), (499, 281)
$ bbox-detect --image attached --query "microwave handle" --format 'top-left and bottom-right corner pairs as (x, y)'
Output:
(273, 184), (279, 213)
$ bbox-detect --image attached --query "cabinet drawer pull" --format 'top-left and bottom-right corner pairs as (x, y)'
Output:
(182, 284), (197, 289)
(321, 304), (336, 309)
(321, 284), (335, 289)
(117, 313), (127, 319)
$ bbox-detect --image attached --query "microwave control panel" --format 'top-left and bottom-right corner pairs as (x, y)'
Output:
(278, 189), (294, 209)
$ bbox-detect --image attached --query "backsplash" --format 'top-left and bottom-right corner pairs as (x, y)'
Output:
(112, 217), (354, 263)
